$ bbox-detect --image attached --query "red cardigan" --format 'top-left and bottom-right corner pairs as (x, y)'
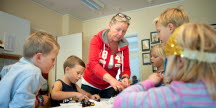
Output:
(83, 29), (131, 89)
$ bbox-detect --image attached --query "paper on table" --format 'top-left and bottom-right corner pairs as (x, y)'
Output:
(59, 99), (113, 108)
(60, 103), (81, 108)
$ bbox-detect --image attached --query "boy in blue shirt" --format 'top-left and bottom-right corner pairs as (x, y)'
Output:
(0, 31), (60, 108)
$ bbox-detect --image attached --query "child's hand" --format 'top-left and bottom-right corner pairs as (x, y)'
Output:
(90, 94), (100, 100)
(110, 79), (125, 91)
(42, 95), (49, 106)
(148, 73), (163, 85)
(76, 93), (89, 102)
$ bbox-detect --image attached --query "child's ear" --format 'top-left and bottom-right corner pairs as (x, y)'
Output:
(167, 23), (176, 33)
(65, 67), (70, 73)
(177, 56), (185, 70)
(35, 53), (43, 63)
(109, 23), (112, 28)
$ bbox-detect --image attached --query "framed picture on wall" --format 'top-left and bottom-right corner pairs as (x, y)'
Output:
(211, 24), (216, 29)
(150, 32), (160, 44)
(142, 53), (151, 65)
(141, 39), (150, 51)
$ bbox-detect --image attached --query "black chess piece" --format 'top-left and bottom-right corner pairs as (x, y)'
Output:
(81, 98), (95, 107)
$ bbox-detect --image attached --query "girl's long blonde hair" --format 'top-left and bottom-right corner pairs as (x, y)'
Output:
(168, 23), (216, 100)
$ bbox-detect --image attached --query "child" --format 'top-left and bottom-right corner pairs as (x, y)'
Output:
(113, 23), (216, 107)
(150, 44), (165, 74)
(0, 31), (60, 108)
(50, 56), (100, 107)
(131, 75), (139, 85)
(150, 44), (169, 86)
(0, 65), (50, 107)
(154, 8), (189, 45)
(154, 8), (189, 72)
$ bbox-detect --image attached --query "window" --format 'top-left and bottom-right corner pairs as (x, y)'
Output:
(126, 36), (140, 80)
(116, 36), (140, 81)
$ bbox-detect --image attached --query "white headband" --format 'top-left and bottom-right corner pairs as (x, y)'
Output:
(181, 49), (216, 63)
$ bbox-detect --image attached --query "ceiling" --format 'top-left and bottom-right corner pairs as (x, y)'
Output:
(32, 0), (180, 21)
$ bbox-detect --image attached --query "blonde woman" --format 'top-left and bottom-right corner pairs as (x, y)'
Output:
(114, 23), (216, 107)
(81, 13), (131, 98)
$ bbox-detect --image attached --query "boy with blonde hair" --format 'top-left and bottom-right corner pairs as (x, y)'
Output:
(154, 8), (189, 45)
(0, 31), (60, 108)
(154, 8), (189, 72)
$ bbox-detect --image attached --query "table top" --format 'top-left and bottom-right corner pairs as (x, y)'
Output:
(52, 98), (114, 108)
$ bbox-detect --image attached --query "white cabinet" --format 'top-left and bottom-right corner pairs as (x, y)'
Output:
(0, 11), (30, 56)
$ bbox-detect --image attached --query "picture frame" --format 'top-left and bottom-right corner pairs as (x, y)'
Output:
(141, 39), (150, 51)
(142, 53), (151, 65)
(150, 32), (160, 44)
(211, 24), (216, 29)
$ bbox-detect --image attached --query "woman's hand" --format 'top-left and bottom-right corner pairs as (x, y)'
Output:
(110, 79), (125, 91)
(147, 73), (163, 85)
(121, 77), (130, 87)
(103, 73), (125, 91)
(42, 95), (49, 106)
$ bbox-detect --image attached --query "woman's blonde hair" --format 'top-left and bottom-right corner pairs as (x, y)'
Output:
(150, 44), (166, 61)
(110, 13), (131, 26)
(167, 23), (216, 100)
(157, 8), (189, 27)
